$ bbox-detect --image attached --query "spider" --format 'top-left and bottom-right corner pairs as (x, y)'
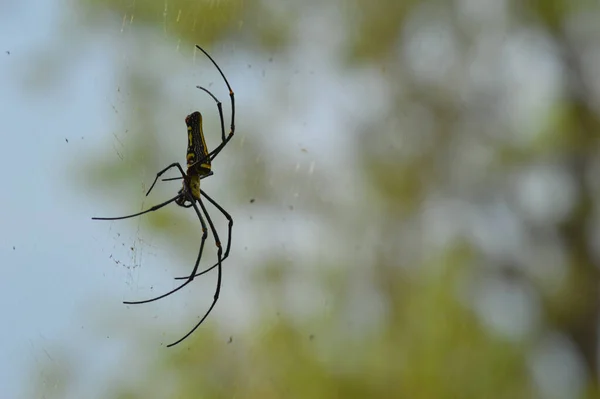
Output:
(92, 45), (235, 347)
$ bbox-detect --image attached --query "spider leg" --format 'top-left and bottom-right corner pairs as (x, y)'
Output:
(92, 193), (182, 221)
(93, 162), (191, 221)
(161, 177), (183, 182)
(195, 44), (235, 164)
(196, 86), (225, 142)
(123, 192), (209, 306)
(166, 265), (220, 347)
(167, 196), (223, 347)
(161, 171), (213, 182)
(146, 162), (187, 197)
(174, 190), (232, 280)
(124, 275), (195, 304)
(196, 84), (232, 163)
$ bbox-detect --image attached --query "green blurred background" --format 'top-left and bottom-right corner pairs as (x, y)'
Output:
(2, 0), (600, 398)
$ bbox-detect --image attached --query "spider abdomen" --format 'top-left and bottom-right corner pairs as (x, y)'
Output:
(185, 111), (211, 176)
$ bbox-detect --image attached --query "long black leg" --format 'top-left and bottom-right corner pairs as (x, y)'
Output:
(92, 194), (182, 221)
(174, 190), (232, 280)
(167, 261), (221, 347)
(167, 197), (223, 347)
(196, 86), (225, 142)
(161, 171), (213, 182)
(195, 44), (235, 165)
(123, 192), (209, 305)
(93, 163), (189, 221)
(145, 162), (187, 197)
(200, 190), (232, 266)
(197, 196), (224, 267)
